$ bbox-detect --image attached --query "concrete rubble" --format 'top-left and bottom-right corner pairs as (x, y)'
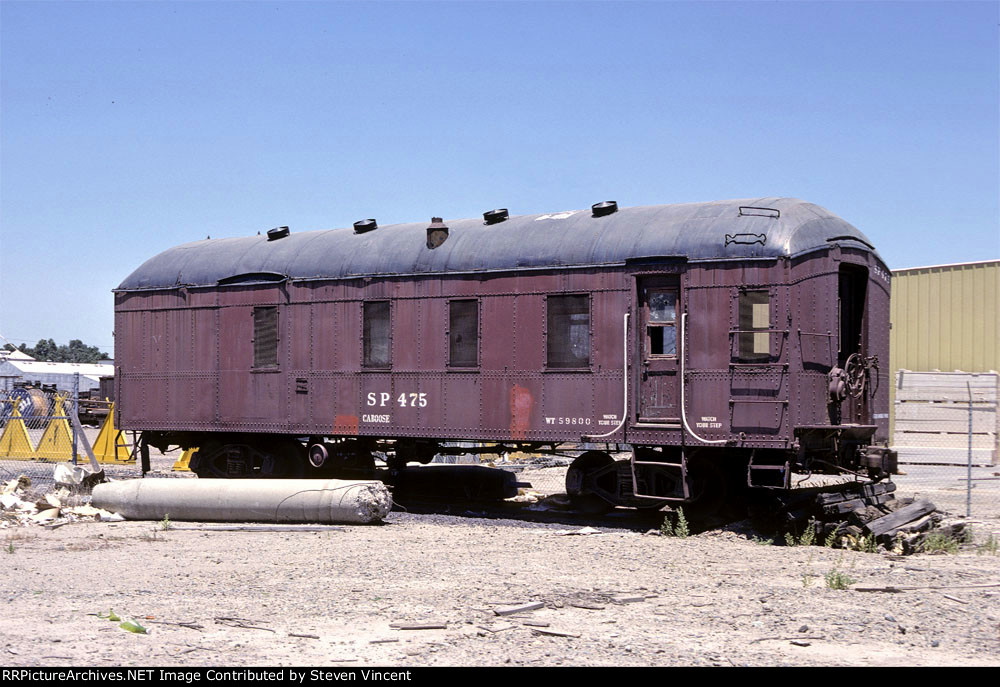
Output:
(0, 472), (121, 528)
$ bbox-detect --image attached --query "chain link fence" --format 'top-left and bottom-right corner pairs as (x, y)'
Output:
(0, 375), (137, 499)
(891, 371), (999, 521)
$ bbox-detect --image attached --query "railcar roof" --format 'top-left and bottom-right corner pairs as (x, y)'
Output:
(116, 197), (879, 291)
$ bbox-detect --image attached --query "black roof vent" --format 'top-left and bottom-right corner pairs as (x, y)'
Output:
(426, 217), (449, 249)
(592, 201), (618, 218)
(483, 208), (509, 225)
(354, 219), (377, 234)
(266, 226), (290, 241)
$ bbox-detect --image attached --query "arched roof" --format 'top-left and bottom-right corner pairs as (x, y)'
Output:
(116, 197), (878, 291)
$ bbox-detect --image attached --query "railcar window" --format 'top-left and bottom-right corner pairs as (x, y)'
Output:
(449, 300), (479, 367)
(253, 306), (279, 368)
(738, 291), (770, 361)
(363, 301), (391, 368)
(647, 290), (677, 356)
(547, 295), (590, 368)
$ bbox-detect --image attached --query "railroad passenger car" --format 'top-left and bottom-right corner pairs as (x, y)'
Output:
(114, 198), (893, 509)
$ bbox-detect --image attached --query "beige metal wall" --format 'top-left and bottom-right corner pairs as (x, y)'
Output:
(889, 260), (1000, 444)
(890, 260), (1000, 373)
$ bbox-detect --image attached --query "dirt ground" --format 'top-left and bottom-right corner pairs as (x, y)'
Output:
(1, 455), (999, 667)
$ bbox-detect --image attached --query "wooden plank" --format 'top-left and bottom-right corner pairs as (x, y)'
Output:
(894, 446), (996, 465)
(894, 405), (997, 434)
(892, 432), (997, 450)
(823, 498), (865, 515)
(896, 370), (998, 387)
(897, 390), (997, 402)
(864, 499), (937, 538)
(861, 482), (895, 498)
(817, 482), (895, 507)
(531, 628), (581, 638)
(892, 513), (935, 534)
(389, 622), (448, 630)
(493, 602), (544, 616)
(895, 371), (999, 403)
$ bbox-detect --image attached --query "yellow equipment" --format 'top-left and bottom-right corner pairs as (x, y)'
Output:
(0, 400), (36, 459)
(90, 402), (134, 463)
(173, 448), (196, 472)
(34, 394), (74, 461)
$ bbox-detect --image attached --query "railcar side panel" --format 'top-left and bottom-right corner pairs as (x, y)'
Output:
(114, 198), (892, 496)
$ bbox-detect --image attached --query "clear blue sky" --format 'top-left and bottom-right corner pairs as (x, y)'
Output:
(1, 1), (997, 355)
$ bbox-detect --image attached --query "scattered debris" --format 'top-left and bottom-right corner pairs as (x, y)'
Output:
(552, 526), (601, 536)
(506, 489), (545, 504)
(288, 633), (320, 639)
(854, 583), (1000, 593)
(940, 594), (969, 605)
(493, 602), (544, 616)
(92, 609), (149, 634)
(531, 627), (581, 638)
(389, 622), (448, 630)
(169, 525), (345, 533)
(0, 470), (118, 528)
(53, 464), (104, 490)
(611, 595), (645, 604)
(169, 645), (215, 656)
(754, 480), (978, 555)
(119, 620), (148, 634)
(568, 601), (605, 611)
(750, 635), (827, 644)
(147, 620), (204, 631)
(476, 623), (515, 633)
(214, 616), (276, 632)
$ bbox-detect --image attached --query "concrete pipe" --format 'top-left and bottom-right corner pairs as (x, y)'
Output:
(92, 478), (392, 524)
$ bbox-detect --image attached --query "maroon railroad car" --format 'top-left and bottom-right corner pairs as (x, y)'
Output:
(114, 198), (893, 509)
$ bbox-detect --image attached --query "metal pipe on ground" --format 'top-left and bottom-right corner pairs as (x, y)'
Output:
(92, 479), (392, 524)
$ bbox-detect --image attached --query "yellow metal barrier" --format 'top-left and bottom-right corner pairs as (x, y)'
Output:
(173, 448), (196, 472)
(1, 394), (136, 464)
(0, 400), (36, 459)
(33, 394), (74, 461)
(90, 402), (134, 464)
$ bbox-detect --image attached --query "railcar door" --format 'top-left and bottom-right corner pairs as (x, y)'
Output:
(838, 263), (870, 424)
(637, 277), (681, 423)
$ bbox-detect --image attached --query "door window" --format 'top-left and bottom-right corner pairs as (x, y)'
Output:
(645, 290), (677, 357)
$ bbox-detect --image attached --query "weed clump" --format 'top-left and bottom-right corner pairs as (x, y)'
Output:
(784, 520), (818, 547)
(661, 508), (690, 538)
(921, 531), (962, 554)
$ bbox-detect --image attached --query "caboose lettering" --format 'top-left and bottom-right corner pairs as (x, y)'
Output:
(115, 198), (893, 512)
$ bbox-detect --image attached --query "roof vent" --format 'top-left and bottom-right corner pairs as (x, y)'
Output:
(426, 217), (449, 249)
(738, 206), (780, 219)
(354, 219), (377, 234)
(592, 201), (618, 218)
(266, 226), (290, 241)
(483, 208), (509, 225)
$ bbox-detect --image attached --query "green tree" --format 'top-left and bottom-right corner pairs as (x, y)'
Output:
(9, 338), (109, 363)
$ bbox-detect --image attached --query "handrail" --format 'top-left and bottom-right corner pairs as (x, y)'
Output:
(681, 312), (727, 445)
(583, 312), (629, 440)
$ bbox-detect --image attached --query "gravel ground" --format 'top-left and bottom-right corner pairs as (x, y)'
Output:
(1, 451), (999, 667)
